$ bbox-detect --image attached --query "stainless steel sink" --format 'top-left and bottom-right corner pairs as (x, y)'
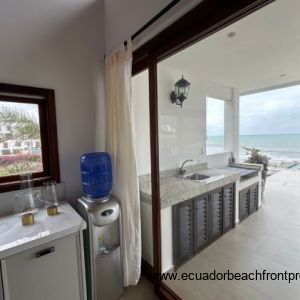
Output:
(185, 173), (211, 181)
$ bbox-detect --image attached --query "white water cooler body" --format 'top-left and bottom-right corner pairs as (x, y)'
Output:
(77, 196), (123, 300)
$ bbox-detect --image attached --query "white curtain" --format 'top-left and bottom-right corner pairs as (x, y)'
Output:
(105, 40), (141, 286)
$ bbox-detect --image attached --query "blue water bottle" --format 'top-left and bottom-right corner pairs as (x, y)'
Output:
(80, 152), (112, 199)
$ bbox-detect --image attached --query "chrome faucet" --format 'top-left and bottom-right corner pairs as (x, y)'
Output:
(178, 159), (193, 176)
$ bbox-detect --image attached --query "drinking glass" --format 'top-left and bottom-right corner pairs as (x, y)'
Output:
(42, 180), (60, 215)
(15, 190), (38, 225)
(19, 173), (33, 190)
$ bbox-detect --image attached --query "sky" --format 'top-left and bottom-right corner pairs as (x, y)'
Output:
(0, 101), (39, 124)
(240, 85), (300, 135)
(207, 85), (300, 136)
(206, 97), (224, 136)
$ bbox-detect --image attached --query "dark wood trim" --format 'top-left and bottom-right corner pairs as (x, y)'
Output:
(0, 176), (52, 191)
(47, 89), (60, 182)
(141, 259), (182, 300)
(132, 0), (181, 40)
(148, 57), (162, 295)
(0, 83), (60, 192)
(0, 95), (43, 104)
(133, 0), (274, 71)
(0, 83), (53, 98)
(141, 259), (154, 283)
(132, 0), (275, 299)
(159, 282), (182, 300)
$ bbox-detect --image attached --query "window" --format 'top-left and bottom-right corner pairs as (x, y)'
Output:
(206, 97), (225, 155)
(240, 85), (300, 163)
(0, 101), (42, 175)
(0, 83), (60, 192)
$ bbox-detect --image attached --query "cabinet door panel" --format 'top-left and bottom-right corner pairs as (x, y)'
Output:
(210, 189), (223, 240)
(0, 265), (3, 300)
(1, 234), (82, 300)
(249, 183), (259, 214)
(223, 184), (234, 232)
(239, 189), (249, 221)
(173, 200), (194, 267)
(194, 195), (209, 253)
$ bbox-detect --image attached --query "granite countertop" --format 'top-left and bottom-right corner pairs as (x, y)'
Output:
(0, 203), (86, 259)
(230, 162), (263, 170)
(139, 167), (241, 208)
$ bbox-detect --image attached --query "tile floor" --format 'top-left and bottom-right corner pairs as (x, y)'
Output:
(121, 276), (158, 300)
(163, 170), (300, 300)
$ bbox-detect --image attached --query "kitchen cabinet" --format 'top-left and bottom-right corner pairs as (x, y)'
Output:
(172, 199), (194, 267)
(1, 234), (84, 300)
(0, 266), (3, 300)
(223, 184), (235, 233)
(194, 194), (209, 253)
(0, 204), (86, 300)
(249, 183), (259, 214)
(239, 183), (259, 221)
(173, 183), (235, 268)
(210, 188), (223, 241)
(239, 188), (249, 221)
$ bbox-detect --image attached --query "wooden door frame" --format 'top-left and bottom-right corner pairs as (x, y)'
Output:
(132, 0), (275, 299)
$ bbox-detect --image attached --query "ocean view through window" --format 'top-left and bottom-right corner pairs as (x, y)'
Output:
(240, 85), (300, 168)
(207, 85), (300, 168)
(206, 97), (225, 155)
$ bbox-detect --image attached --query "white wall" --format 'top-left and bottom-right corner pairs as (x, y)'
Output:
(132, 64), (235, 175)
(157, 64), (233, 171)
(104, 0), (170, 53)
(225, 88), (240, 160)
(104, 0), (204, 54)
(0, 0), (106, 205)
(158, 65), (204, 170)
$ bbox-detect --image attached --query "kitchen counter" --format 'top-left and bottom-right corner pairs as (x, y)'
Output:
(0, 203), (86, 259)
(222, 166), (258, 181)
(139, 167), (241, 208)
(230, 162), (263, 170)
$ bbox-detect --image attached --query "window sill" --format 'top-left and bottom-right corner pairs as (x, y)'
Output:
(0, 176), (59, 193)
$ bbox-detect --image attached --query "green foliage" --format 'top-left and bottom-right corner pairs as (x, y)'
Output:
(243, 146), (270, 170)
(0, 161), (42, 176)
(0, 105), (40, 142)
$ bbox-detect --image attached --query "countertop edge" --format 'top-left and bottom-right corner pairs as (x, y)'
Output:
(140, 170), (241, 209)
(0, 221), (86, 259)
(0, 203), (86, 259)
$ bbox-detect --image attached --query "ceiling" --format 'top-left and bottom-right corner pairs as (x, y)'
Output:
(133, 0), (204, 50)
(161, 0), (300, 94)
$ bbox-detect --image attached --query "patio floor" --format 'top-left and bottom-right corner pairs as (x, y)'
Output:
(165, 169), (300, 300)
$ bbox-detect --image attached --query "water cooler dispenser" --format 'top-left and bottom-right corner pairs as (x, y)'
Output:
(77, 152), (123, 300)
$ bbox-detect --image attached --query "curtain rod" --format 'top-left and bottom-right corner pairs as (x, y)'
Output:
(104, 0), (181, 59)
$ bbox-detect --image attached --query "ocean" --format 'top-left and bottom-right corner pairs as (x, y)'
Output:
(207, 134), (300, 164)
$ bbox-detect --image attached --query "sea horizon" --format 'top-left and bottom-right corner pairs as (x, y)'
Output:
(207, 133), (300, 164)
(210, 133), (300, 137)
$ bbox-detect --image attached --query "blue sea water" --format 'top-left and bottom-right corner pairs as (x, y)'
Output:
(207, 134), (300, 163)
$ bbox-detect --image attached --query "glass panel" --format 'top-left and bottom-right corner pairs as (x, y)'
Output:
(156, 1), (300, 299)
(132, 70), (153, 270)
(240, 85), (300, 166)
(206, 97), (225, 155)
(0, 101), (42, 176)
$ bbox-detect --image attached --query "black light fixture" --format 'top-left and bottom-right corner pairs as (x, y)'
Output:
(170, 75), (191, 107)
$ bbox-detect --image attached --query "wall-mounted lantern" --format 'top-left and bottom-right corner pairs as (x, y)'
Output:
(170, 75), (190, 108)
